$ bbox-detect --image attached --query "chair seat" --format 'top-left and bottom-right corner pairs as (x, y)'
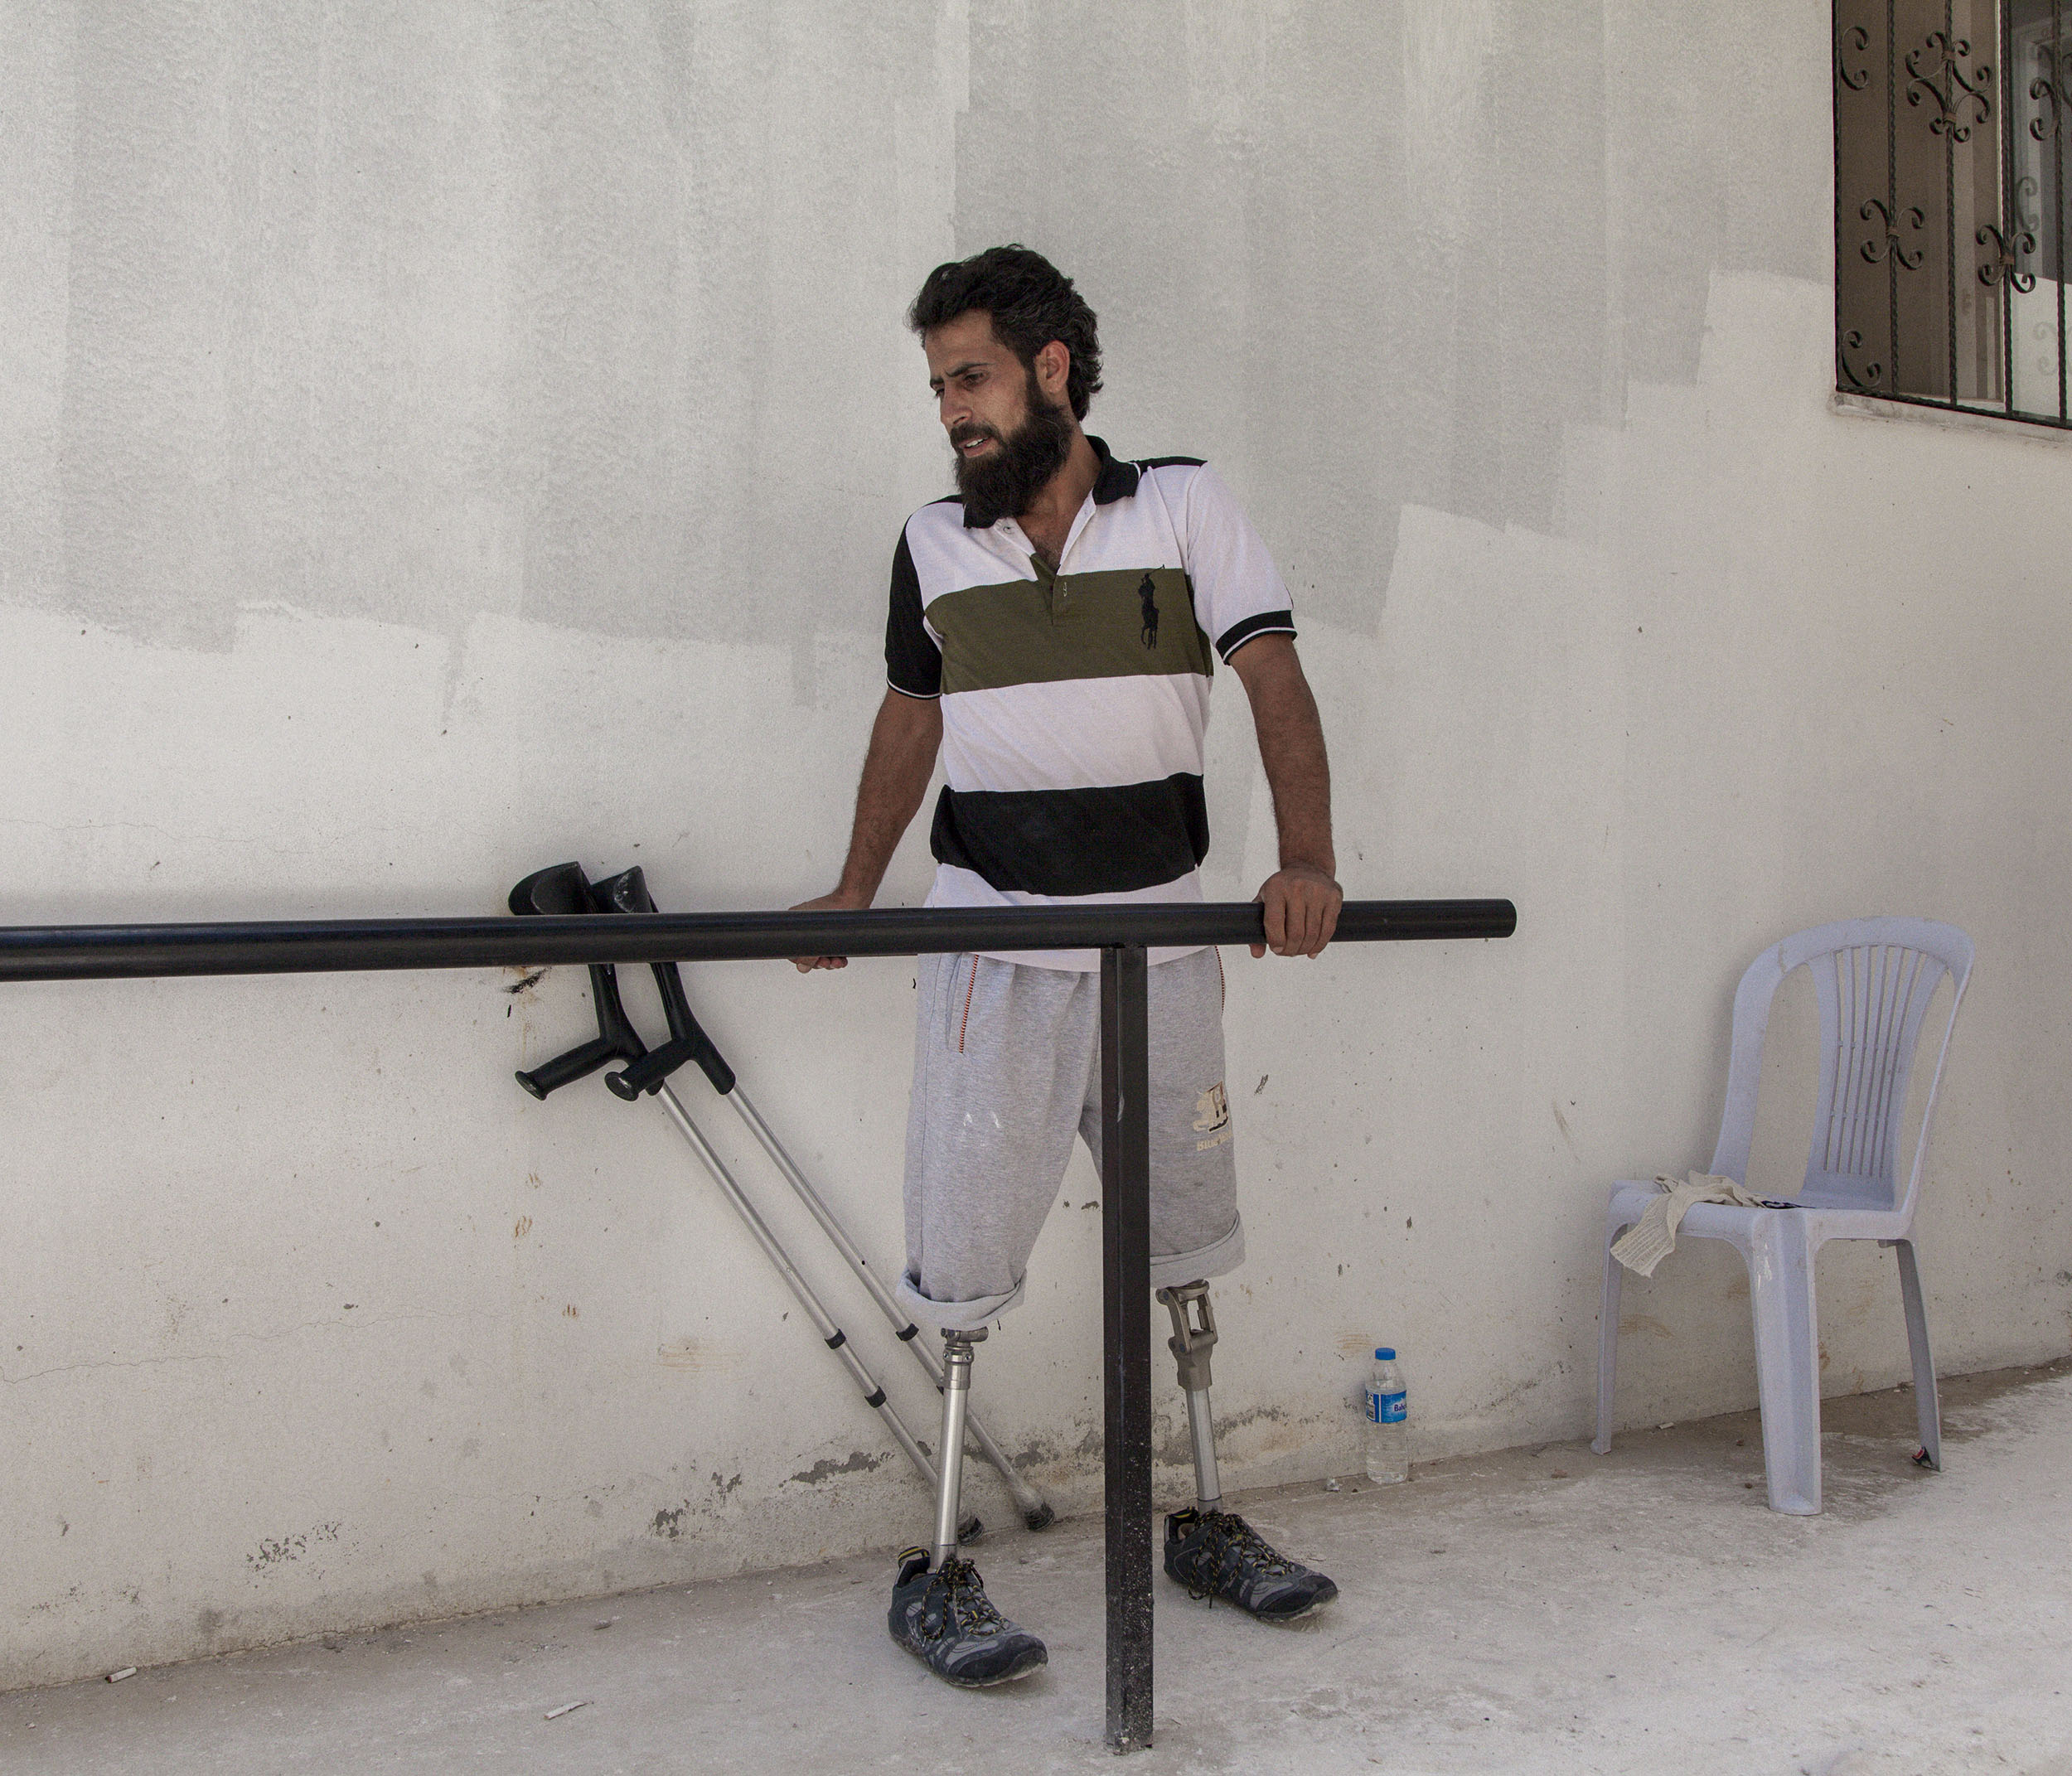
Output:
(1606, 1180), (1912, 1252)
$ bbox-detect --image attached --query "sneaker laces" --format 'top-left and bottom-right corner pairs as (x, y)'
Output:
(1202, 1512), (1295, 1577)
(937, 1558), (1006, 1638)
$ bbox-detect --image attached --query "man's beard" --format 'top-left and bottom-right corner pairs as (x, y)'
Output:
(951, 377), (1076, 527)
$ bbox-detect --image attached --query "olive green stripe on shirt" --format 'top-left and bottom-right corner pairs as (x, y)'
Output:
(928, 568), (1214, 695)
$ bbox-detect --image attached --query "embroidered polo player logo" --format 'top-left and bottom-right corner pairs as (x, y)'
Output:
(1138, 573), (1159, 649)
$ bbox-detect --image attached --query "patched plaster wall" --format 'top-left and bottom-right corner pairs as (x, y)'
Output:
(3, 0), (2068, 1689)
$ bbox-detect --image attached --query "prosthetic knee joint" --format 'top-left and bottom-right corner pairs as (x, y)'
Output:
(1157, 1281), (1222, 1512)
(929, 1326), (985, 1570)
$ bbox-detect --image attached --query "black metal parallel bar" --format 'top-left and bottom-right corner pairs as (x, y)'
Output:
(1099, 943), (1154, 1754)
(0, 891), (1513, 1754)
(0, 900), (1517, 983)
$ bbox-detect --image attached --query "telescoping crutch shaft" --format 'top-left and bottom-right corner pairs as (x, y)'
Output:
(588, 866), (1055, 1532)
(641, 1077), (979, 1537)
(509, 863), (977, 1538)
(723, 1085), (1053, 1530)
(649, 1082), (950, 1503)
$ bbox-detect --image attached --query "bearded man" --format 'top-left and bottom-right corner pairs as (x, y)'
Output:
(792, 244), (1343, 1687)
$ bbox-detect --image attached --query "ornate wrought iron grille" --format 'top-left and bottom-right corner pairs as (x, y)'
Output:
(1835, 0), (2070, 427)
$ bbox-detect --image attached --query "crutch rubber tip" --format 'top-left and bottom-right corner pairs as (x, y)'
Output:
(1022, 1503), (1056, 1532)
(957, 1513), (983, 1543)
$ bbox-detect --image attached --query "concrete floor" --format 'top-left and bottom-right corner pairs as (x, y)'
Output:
(5, 1362), (2070, 1776)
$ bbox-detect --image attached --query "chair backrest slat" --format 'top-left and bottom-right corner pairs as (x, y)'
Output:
(1709, 918), (1973, 1219)
(1814, 943), (1944, 1197)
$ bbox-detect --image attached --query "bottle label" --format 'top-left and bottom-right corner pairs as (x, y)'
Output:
(1368, 1389), (1406, 1425)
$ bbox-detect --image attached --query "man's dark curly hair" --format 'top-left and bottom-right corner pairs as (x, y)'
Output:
(907, 244), (1103, 420)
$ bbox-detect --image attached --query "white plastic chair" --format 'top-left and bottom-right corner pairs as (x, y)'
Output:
(1593, 917), (1973, 1514)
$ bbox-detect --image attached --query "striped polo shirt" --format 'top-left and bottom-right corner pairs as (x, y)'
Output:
(885, 438), (1295, 970)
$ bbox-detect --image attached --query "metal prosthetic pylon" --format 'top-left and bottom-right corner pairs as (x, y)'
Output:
(930, 1328), (985, 1570)
(1157, 1280), (1222, 1512)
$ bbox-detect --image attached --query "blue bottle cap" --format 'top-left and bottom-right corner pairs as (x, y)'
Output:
(1375, 1347), (1395, 1361)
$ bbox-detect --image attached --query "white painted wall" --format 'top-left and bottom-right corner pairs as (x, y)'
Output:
(3, 0), (2069, 1689)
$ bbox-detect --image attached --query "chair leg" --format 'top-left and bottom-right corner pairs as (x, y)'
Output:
(1592, 1243), (1624, 1456)
(1746, 1212), (1823, 1515)
(1895, 1240), (1941, 1471)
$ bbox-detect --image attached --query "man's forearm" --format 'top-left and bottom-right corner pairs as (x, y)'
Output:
(1236, 641), (1334, 875)
(1227, 634), (1339, 958)
(833, 691), (943, 904)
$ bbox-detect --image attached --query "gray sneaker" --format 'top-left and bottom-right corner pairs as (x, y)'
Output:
(888, 1547), (1048, 1687)
(1164, 1508), (1339, 1620)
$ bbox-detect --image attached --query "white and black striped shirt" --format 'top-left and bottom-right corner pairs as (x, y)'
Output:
(886, 438), (1295, 970)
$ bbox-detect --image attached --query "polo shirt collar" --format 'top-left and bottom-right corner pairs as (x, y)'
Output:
(962, 433), (1138, 526)
(1089, 436), (1140, 504)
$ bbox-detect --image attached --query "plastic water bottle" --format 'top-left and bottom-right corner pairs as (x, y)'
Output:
(1363, 1348), (1408, 1483)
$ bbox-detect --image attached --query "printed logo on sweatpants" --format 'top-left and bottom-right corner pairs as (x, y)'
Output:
(1193, 1082), (1232, 1151)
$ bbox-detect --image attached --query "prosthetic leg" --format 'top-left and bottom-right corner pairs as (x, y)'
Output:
(1156, 1279), (1340, 1621)
(928, 1328), (984, 1568)
(888, 1325), (1049, 1686)
(1158, 1281), (1222, 1512)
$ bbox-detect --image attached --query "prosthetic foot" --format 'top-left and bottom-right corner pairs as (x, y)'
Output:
(1156, 1281), (1339, 1623)
(887, 1329), (1047, 1687)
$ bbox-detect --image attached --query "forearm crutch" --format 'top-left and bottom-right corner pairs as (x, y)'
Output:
(509, 862), (978, 1540)
(589, 866), (1055, 1532)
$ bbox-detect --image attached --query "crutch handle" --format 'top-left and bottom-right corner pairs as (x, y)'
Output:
(603, 1025), (730, 1099)
(516, 1023), (627, 1099)
(515, 962), (648, 1096)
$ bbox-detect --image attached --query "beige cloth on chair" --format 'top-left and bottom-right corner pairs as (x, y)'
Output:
(1610, 1172), (1770, 1277)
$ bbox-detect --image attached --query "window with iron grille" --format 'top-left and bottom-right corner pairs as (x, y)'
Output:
(1834, 1), (2070, 427)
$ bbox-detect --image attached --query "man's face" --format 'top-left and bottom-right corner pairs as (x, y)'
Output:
(925, 310), (1034, 460)
(924, 311), (1076, 526)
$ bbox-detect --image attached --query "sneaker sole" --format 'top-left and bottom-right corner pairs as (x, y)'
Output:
(945, 1645), (1048, 1688)
(1162, 1570), (1340, 1623)
(1258, 1585), (1338, 1623)
(892, 1636), (1048, 1689)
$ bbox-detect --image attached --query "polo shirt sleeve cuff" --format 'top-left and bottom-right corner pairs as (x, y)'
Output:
(1214, 610), (1297, 663)
(886, 676), (942, 700)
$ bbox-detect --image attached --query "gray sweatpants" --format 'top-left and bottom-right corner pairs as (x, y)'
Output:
(895, 947), (1244, 1330)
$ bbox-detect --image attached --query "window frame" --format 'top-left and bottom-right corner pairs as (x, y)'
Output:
(1833, 0), (2070, 431)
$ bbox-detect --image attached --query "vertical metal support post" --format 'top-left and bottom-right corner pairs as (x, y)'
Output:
(1099, 943), (1153, 1753)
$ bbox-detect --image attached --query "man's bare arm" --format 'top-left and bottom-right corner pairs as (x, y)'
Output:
(791, 689), (943, 971)
(1227, 634), (1342, 958)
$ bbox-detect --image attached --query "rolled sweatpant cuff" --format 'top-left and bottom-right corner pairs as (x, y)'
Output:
(1149, 1212), (1245, 1292)
(895, 1273), (1027, 1333)
(896, 1214), (1245, 1331)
